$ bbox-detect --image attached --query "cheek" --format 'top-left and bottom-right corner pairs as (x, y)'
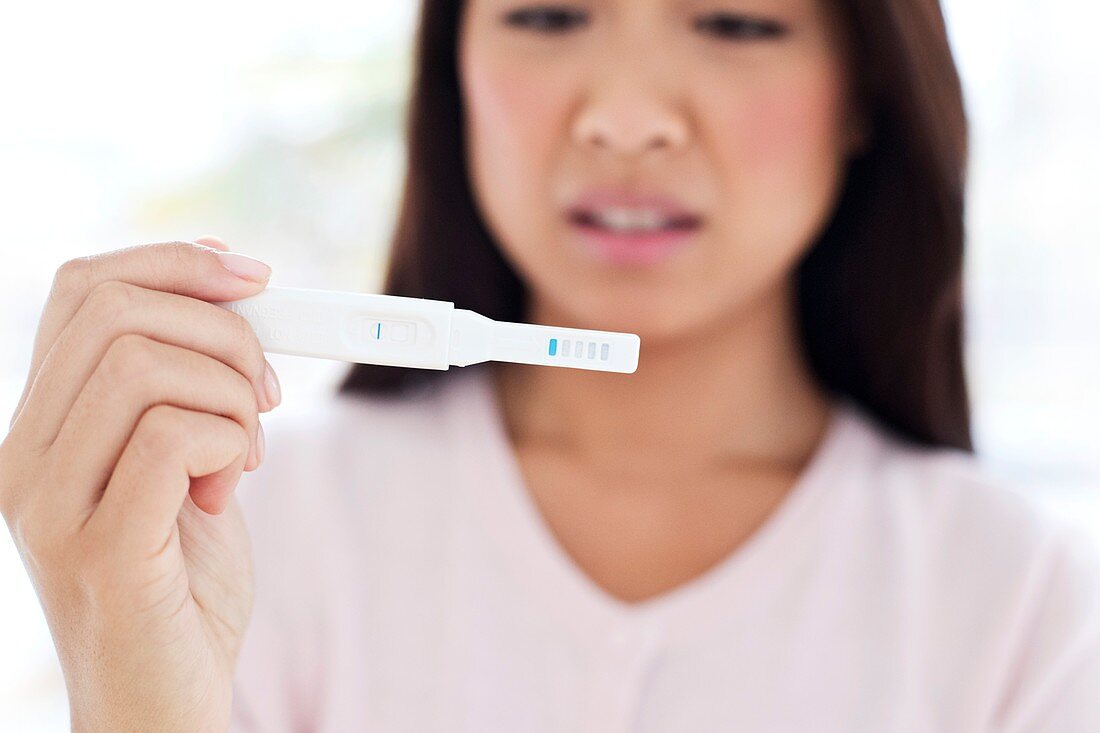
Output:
(461, 56), (561, 218)
(460, 52), (584, 286)
(719, 70), (850, 233)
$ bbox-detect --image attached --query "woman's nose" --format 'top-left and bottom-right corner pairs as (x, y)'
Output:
(571, 72), (691, 160)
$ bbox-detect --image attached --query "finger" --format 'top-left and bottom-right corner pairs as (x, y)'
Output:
(15, 280), (275, 454)
(193, 235), (230, 251)
(47, 334), (261, 520)
(9, 242), (271, 434)
(88, 405), (249, 556)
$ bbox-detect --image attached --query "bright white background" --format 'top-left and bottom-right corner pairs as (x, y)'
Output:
(1, 1), (1098, 728)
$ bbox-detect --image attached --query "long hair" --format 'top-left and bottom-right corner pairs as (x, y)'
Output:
(337, 0), (972, 451)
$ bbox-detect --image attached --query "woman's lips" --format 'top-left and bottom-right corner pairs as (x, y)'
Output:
(567, 214), (701, 265)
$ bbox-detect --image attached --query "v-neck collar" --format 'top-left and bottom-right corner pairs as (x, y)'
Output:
(447, 364), (868, 647)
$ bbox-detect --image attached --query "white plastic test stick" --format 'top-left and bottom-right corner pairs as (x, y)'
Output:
(213, 286), (640, 374)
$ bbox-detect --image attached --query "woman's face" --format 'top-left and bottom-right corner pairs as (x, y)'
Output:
(458, 0), (864, 339)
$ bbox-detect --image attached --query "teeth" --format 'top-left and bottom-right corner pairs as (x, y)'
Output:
(592, 207), (672, 231)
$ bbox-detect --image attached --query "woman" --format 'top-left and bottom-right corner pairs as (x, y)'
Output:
(2, 0), (1098, 730)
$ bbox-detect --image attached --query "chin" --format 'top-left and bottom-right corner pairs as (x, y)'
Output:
(532, 279), (712, 346)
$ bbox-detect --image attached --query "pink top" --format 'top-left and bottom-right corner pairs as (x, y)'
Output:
(229, 365), (1100, 732)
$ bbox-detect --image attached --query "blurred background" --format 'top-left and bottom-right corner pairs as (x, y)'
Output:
(1, 0), (1098, 727)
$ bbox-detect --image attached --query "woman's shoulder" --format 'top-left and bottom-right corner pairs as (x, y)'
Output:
(841, 402), (1100, 725)
(817, 402), (1100, 727)
(838, 400), (1100, 635)
(836, 398), (1095, 551)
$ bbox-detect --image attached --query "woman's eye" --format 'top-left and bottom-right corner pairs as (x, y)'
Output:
(694, 13), (788, 41)
(502, 6), (588, 34)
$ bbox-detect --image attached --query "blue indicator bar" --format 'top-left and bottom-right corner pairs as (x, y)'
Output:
(548, 338), (558, 356)
(375, 322), (381, 339)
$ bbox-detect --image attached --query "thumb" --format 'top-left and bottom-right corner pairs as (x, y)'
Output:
(193, 235), (231, 252)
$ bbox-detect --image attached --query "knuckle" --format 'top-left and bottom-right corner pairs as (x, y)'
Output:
(158, 240), (219, 292)
(102, 334), (160, 385)
(144, 240), (189, 255)
(162, 238), (215, 266)
(51, 256), (94, 301)
(56, 256), (89, 279)
(84, 280), (135, 321)
(162, 239), (204, 253)
(162, 240), (196, 264)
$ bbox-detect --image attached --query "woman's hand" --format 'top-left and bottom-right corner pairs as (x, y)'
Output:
(0, 239), (281, 732)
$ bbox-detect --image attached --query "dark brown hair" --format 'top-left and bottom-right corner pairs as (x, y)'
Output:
(338, 0), (972, 451)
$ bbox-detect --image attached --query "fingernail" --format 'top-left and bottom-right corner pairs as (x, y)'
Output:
(216, 251), (271, 282)
(256, 421), (265, 466)
(263, 361), (282, 408)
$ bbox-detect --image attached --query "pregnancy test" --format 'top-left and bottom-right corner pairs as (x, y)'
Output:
(213, 285), (639, 373)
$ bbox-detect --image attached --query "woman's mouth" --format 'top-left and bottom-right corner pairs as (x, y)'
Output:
(567, 206), (703, 266)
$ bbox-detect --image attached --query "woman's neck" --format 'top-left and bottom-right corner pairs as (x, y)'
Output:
(493, 281), (834, 479)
